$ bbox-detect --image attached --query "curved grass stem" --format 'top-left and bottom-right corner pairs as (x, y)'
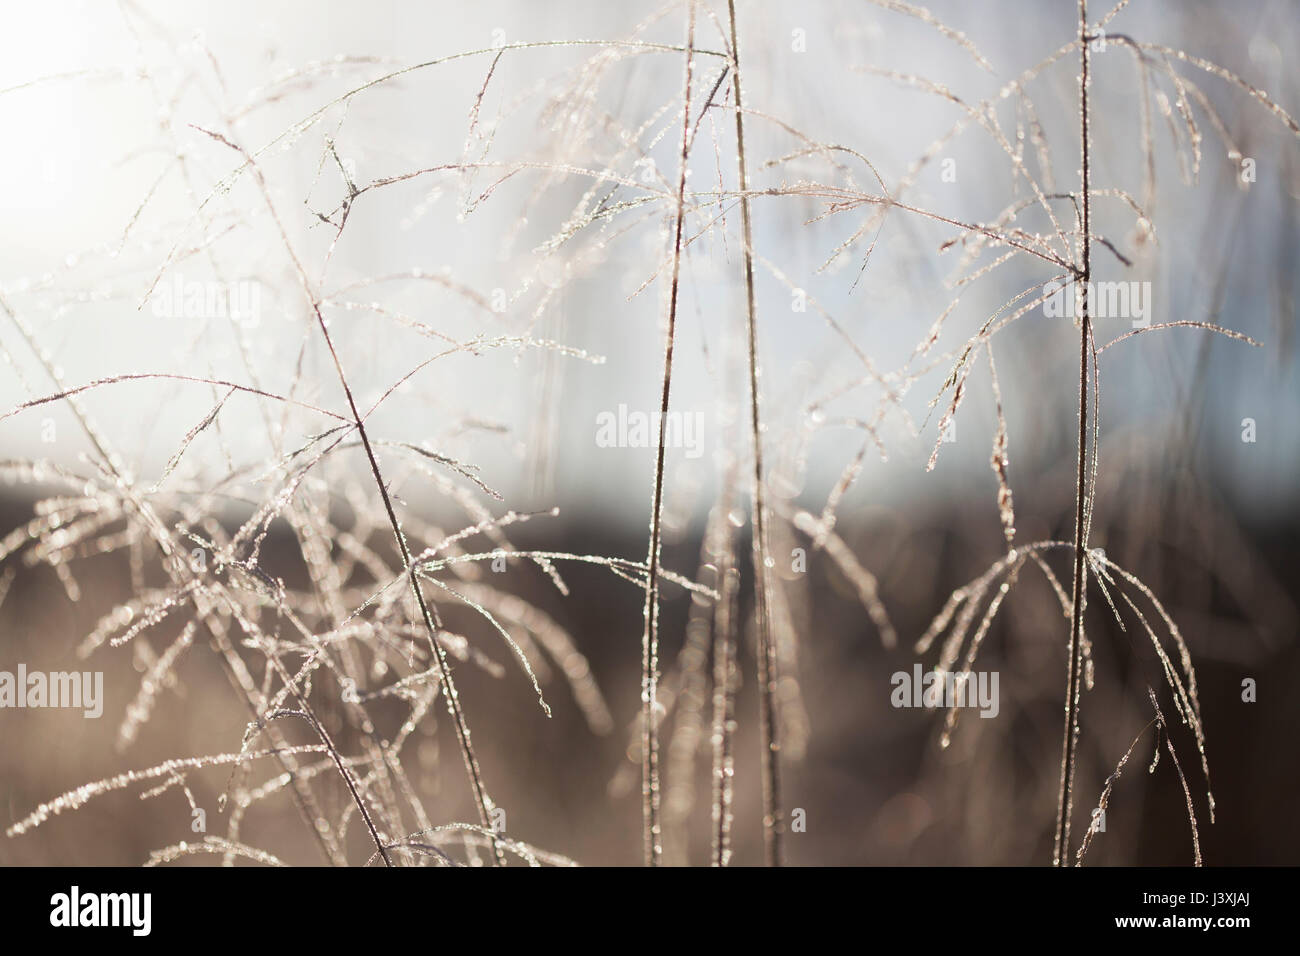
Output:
(1055, 0), (1093, 868)
(727, 0), (782, 868)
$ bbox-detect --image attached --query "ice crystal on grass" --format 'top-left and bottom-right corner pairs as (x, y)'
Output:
(2, 0), (1296, 868)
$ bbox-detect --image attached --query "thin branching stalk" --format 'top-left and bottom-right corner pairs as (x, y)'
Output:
(710, 474), (741, 867)
(1055, 0), (1092, 868)
(208, 128), (506, 866)
(257, 650), (393, 866)
(727, 0), (782, 867)
(1, 298), (350, 866)
(641, 0), (696, 867)
(710, 562), (738, 866)
(308, 267), (504, 868)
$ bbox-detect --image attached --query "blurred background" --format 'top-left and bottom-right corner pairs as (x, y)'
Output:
(0, 0), (1296, 865)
